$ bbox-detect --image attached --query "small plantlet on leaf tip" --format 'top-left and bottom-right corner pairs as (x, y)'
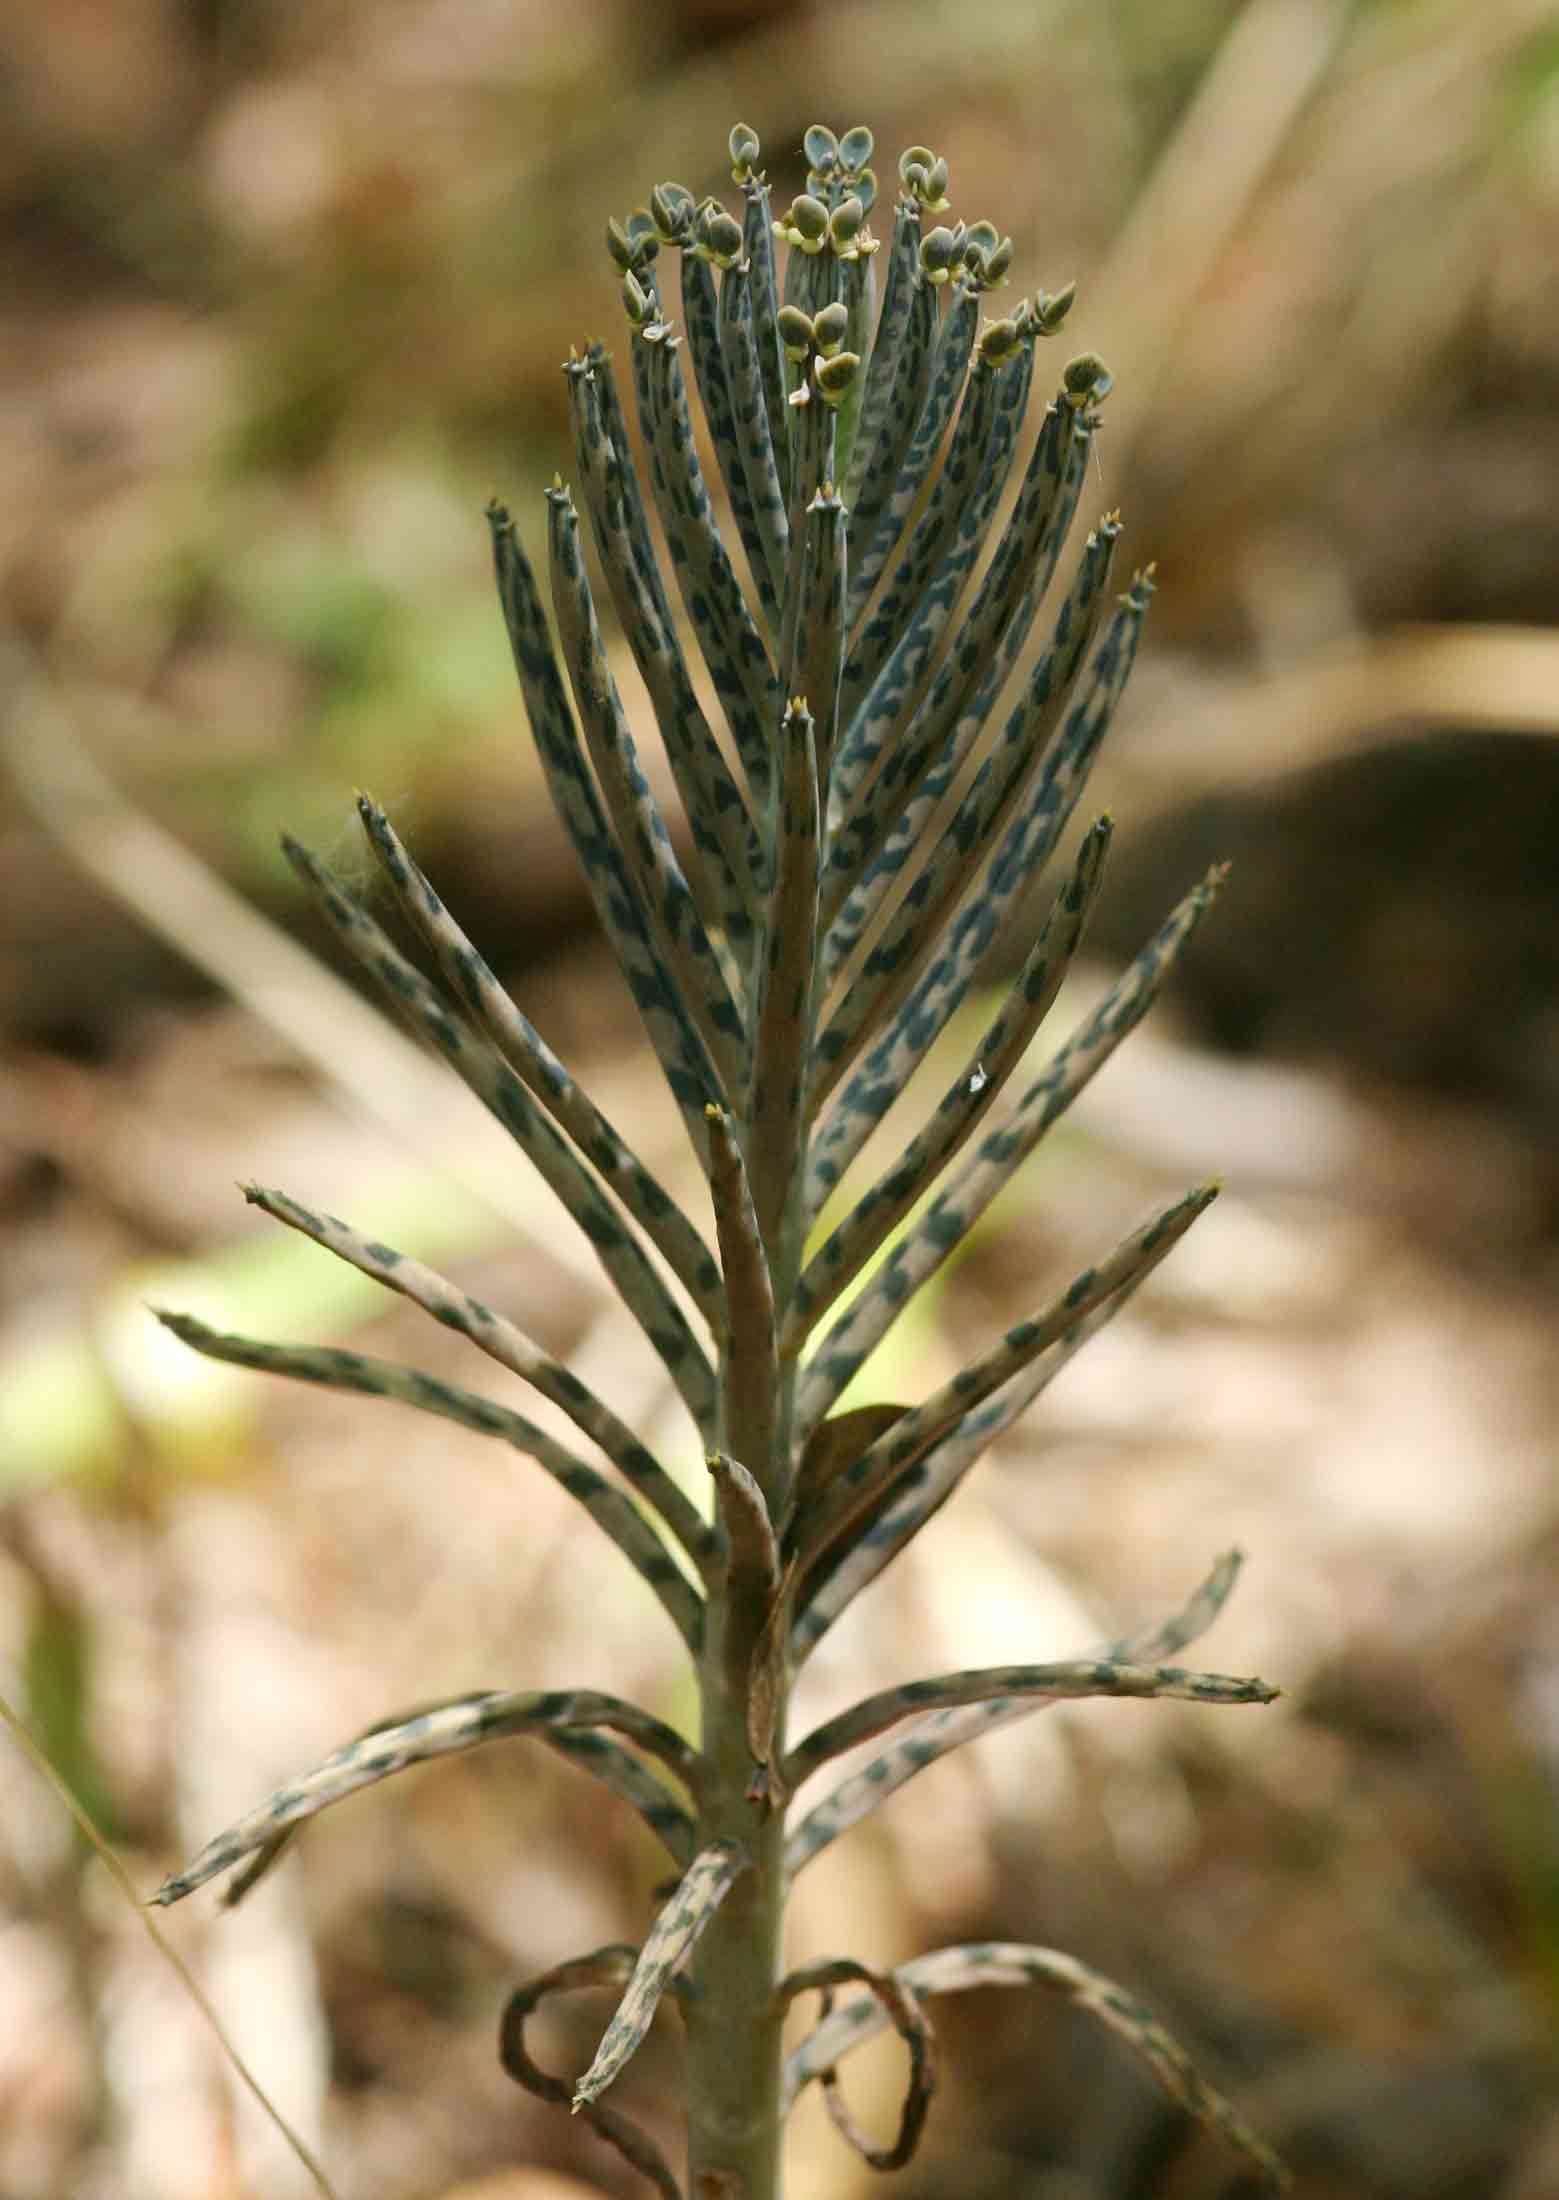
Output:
(159, 121), (1289, 2199)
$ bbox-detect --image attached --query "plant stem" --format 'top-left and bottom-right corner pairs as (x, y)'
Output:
(686, 1574), (788, 2199)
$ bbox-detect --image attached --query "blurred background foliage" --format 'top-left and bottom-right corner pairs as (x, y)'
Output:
(1, 2), (1557, 2197)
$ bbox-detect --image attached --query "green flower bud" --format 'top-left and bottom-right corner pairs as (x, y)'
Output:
(776, 305), (815, 360)
(606, 216), (635, 271)
(898, 145), (936, 189)
(813, 349), (861, 406)
(650, 181), (695, 244)
(777, 193), (830, 254)
(812, 301), (850, 356)
(697, 205), (744, 268)
(1033, 281), (1077, 334)
(920, 223), (965, 284)
(978, 316), (1025, 368)
(729, 122), (760, 181)
(981, 235), (1014, 286)
(828, 196), (865, 257)
(1063, 351), (1113, 406)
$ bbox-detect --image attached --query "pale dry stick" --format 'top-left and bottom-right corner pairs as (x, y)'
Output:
(0, 1689), (342, 2200)
(0, 640), (613, 1294)
(1084, 0), (1347, 474)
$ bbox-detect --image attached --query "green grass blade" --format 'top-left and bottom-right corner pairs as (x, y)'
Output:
(153, 1312), (706, 1649)
(152, 1688), (702, 1907)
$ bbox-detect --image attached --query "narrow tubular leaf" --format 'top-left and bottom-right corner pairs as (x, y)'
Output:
(243, 1183), (716, 1571)
(786, 1552), (1247, 1877)
(791, 1275), (1177, 1659)
(782, 1402), (907, 1550)
(704, 1104), (779, 1492)
(280, 835), (718, 1435)
(225, 1703), (699, 1909)
(566, 352), (763, 960)
(824, 393), (1086, 891)
(747, 699), (821, 1255)
(775, 1957), (935, 2171)
(842, 267), (935, 613)
(789, 819), (1111, 1346)
(799, 1183), (1218, 1517)
(836, 330), (1017, 737)
(842, 196), (921, 514)
(797, 869), (1219, 1438)
(635, 324), (779, 808)
(740, 172), (790, 466)
(789, 486), (846, 782)
(845, 279), (978, 629)
(501, 1949), (685, 2200)
(547, 483), (748, 1094)
(818, 531), (1131, 1125)
(719, 257), (789, 616)
(822, 409), (1090, 932)
(707, 1451), (780, 1607)
(782, 1941), (1290, 2192)
(682, 247), (782, 634)
(356, 795), (724, 1330)
(804, 578), (1155, 1213)
(152, 1688), (701, 1906)
(573, 1839), (749, 2108)
(488, 503), (726, 1153)
(154, 1313), (705, 1649)
(826, 338), (1037, 854)
(785, 1657), (1276, 1791)
(584, 344), (678, 639)
(829, 247), (876, 493)
(778, 390), (836, 698)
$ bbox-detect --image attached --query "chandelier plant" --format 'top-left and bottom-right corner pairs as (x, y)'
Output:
(153, 123), (1286, 2198)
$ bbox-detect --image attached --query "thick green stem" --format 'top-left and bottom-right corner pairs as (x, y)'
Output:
(685, 1545), (789, 2200)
